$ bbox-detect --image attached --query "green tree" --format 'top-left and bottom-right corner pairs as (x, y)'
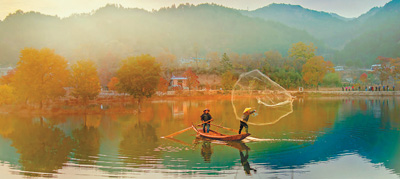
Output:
(322, 73), (341, 87)
(12, 48), (70, 108)
(220, 53), (233, 73)
(70, 60), (101, 104)
(116, 54), (161, 111)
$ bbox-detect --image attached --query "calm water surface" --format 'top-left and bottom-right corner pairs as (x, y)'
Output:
(0, 97), (399, 178)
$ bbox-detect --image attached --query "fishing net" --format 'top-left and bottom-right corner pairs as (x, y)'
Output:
(231, 70), (294, 125)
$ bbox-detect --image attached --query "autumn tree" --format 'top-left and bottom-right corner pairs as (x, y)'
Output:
(12, 48), (69, 108)
(107, 77), (119, 91)
(374, 56), (392, 85)
(288, 42), (317, 72)
(0, 85), (15, 105)
(116, 54), (161, 111)
(220, 53), (233, 73)
(70, 60), (101, 104)
(157, 77), (169, 93)
(183, 67), (199, 92)
(221, 71), (236, 90)
(302, 56), (333, 90)
(360, 73), (368, 84)
(0, 68), (16, 85)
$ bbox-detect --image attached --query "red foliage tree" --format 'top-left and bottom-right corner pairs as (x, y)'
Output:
(183, 68), (199, 92)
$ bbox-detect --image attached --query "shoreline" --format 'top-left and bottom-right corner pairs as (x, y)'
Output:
(1, 90), (399, 116)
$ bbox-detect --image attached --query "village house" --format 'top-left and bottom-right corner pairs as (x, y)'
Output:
(170, 75), (188, 90)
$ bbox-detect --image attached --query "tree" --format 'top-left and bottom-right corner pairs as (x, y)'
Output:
(70, 60), (101, 104)
(12, 48), (70, 108)
(322, 73), (341, 87)
(116, 54), (161, 111)
(0, 84), (15, 105)
(374, 56), (392, 85)
(360, 73), (368, 84)
(107, 77), (119, 91)
(221, 71), (236, 90)
(302, 56), (333, 90)
(0, 68), (16, 85)
(183, 67), (199, 92)
(288, 42), (317, 72)
(220, 53), (233, 73)
(157, 77), (169, 93)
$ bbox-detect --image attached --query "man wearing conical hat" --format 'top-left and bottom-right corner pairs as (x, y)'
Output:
(200, 108), (213, 133)
(239, 108), (256, 134)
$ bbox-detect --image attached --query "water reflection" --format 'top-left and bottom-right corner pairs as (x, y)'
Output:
(200, 141), (212, 163)
(239, 150), (257, 175)
(0, 97), (399, 178)
(8, 117), (73, 176)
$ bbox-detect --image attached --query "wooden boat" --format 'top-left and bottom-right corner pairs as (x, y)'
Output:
(191, 124), (250, 141)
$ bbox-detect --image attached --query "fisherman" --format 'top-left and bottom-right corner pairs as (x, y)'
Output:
(239, 108), (256, 134)
(200, 108), (212, 133)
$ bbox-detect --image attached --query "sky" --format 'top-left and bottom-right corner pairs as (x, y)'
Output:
(0, 0), (392, 20)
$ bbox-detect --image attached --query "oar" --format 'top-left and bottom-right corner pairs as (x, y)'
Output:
(210, 123), (239, 133)
(164, 122), (203, 138)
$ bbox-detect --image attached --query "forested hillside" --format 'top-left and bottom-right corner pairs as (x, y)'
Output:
(0, 4), (321, 66)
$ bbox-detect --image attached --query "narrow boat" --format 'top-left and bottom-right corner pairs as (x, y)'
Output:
(191, 124), (250, 141)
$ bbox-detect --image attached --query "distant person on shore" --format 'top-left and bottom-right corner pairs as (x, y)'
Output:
(345, 87), (347, 91)
(358, 86), (360, 91)
(200, 108), (212, 133)
(383, 86), (385, 91)
(352, 86), (354, 91)
(239, 108), (256, 134)
(387, 85), (389, 91)
(393, 86), (395, 91)
(342, 86), (344, 91)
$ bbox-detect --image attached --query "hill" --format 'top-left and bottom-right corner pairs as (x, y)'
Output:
(0, 4), (322, 66)
(338, 0), (400, 66)
(242, 3), (355, 49)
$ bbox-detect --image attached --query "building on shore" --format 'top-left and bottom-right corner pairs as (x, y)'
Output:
(170, 76), (188, 90)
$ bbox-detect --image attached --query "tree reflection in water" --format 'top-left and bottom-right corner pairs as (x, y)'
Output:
(72, 115), (101, 165)
(8, 117), (73, 176)
(119, 120), (159, 166)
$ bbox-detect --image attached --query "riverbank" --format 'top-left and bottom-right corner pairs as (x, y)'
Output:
(289, 91), (400, 97)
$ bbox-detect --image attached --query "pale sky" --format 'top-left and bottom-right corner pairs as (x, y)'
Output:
(0, 0), (392, 20)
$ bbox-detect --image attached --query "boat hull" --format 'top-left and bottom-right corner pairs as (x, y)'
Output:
(191, 124), (250, 141)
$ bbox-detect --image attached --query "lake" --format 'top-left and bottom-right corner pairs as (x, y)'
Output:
(0, 97), (399, 178)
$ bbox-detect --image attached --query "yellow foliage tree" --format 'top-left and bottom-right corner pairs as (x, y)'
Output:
(12, 48), (69, 108)
(288, 42), (317, 72)
(0, 84), (15, 105)
(70, 60), (101, 104)
(302, 56), (333, 90)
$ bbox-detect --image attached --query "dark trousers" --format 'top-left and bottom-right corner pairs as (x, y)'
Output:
(203, 123), (210, 133)
(239, 121), (248, 134)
